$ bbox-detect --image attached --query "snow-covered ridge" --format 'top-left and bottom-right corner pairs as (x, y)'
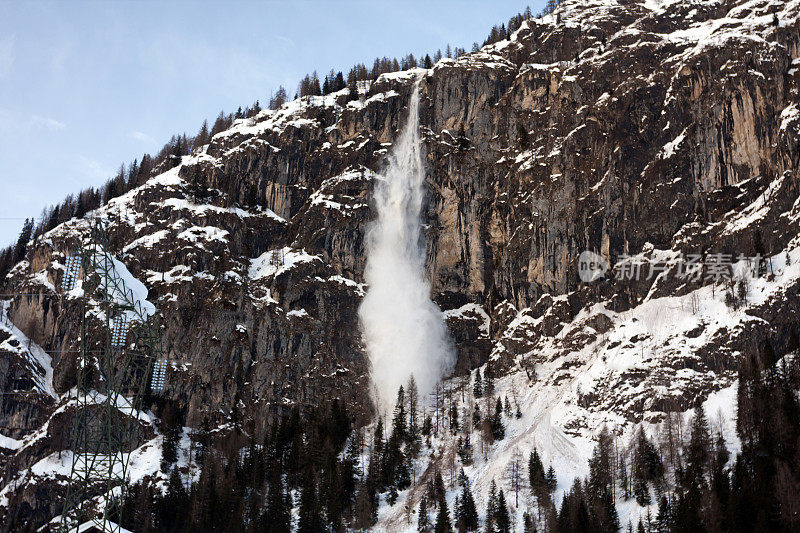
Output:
(248, 247), (321, 280)
(0, 301), (56, 399)
(377, 239), (800, 530)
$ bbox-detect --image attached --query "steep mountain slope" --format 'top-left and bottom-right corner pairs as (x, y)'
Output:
(2, 0), (800, 529)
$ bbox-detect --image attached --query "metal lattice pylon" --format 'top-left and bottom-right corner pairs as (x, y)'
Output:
(59, 218), (163, 533)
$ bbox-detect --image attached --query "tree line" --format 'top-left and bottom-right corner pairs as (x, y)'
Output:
(115, 333), (800, 532)
(294, 5), (544, 101)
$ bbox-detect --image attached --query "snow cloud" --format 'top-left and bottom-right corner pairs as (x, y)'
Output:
(359, 81), (455, 414)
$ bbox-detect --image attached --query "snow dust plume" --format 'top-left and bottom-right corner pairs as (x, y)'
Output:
(358, 81), (455, 414)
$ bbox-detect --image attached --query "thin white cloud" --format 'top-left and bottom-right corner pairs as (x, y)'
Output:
(137, 33), (281, 106)
(50, 41), (71, 74)
(275, 35), (295, 48)
(129, 130), (156, 144)
(0, 35), (14, 77)
(76, 155), (112, 182)
(30, 115), (66, 131)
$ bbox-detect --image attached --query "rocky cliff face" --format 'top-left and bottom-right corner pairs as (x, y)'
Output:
(3, 0), (800, 528)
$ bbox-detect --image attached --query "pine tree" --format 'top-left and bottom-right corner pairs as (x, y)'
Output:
(387, 483), (399, 505)
(557, 478), (591, 533)
(125, 159), (139, 190)
(736, 352), (759, 447)
(529, 449), (546, 494)
(341, 436), (359, 511)
(459, 468), (469, 488)
(456, 476), (479, 532)
(619, 451), (631, 501)
(587, 427), (619, 532)
(334, 71), (345, 92)
(419, 496), (432, 532)
(491, 398), (505, 440)
(545, 465), (557, 492)
(195, 416), (211, 464)
(13, 218), (33, 263)
(74, 194), (86, 219)
(160, 403), (181, 472)
(311, 71), (322, 96)
(632, 426), (663, 506)
(0, 247), (11, 283)
(354, 468), (378, 529)
(392, 385), (408, 442)
(193, 458), (218, 529)
(450, 402), (460, 434)
(486, 480), (499, 532)
(523, 511), (536, 533)
(347, 78), (360, 102)
(321, 445), (345, 528)
(495, 490), (511, 533)
(298, 468), (326, 533)
(210, 111), (228, 137)
(484, 367), (494, 396)
(632, 470), (649, 507)
(676, 407), (711, 532)
(684, 407), (710, 492)
(46, 204), (61, 229)
(434, 470), (447, 507)
(407, 376), (421, 457)
(194, 120), (210, 149)
(457, 433), (473, 466)
(762, 339), (777, 368)
(269, 86), (288, 109)
(708, 433), (730, 531)
(160, 466), (188, 531)
(753, 230), (766, 276)
(655, 495), (671, 532)
(435, 494), (453, 533)
(374, 417), (385, 485)
(322, 74), (331, 95)
(422, 415), (433, 438)
(384, 387), (411, 491)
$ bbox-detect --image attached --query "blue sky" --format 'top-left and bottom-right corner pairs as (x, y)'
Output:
(0, 0), (543, 247)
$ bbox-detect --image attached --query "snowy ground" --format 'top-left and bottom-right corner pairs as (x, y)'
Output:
(373, 239), (800, 531)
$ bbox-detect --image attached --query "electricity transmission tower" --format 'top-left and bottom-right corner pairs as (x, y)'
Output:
(59, 218), (164, 533)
